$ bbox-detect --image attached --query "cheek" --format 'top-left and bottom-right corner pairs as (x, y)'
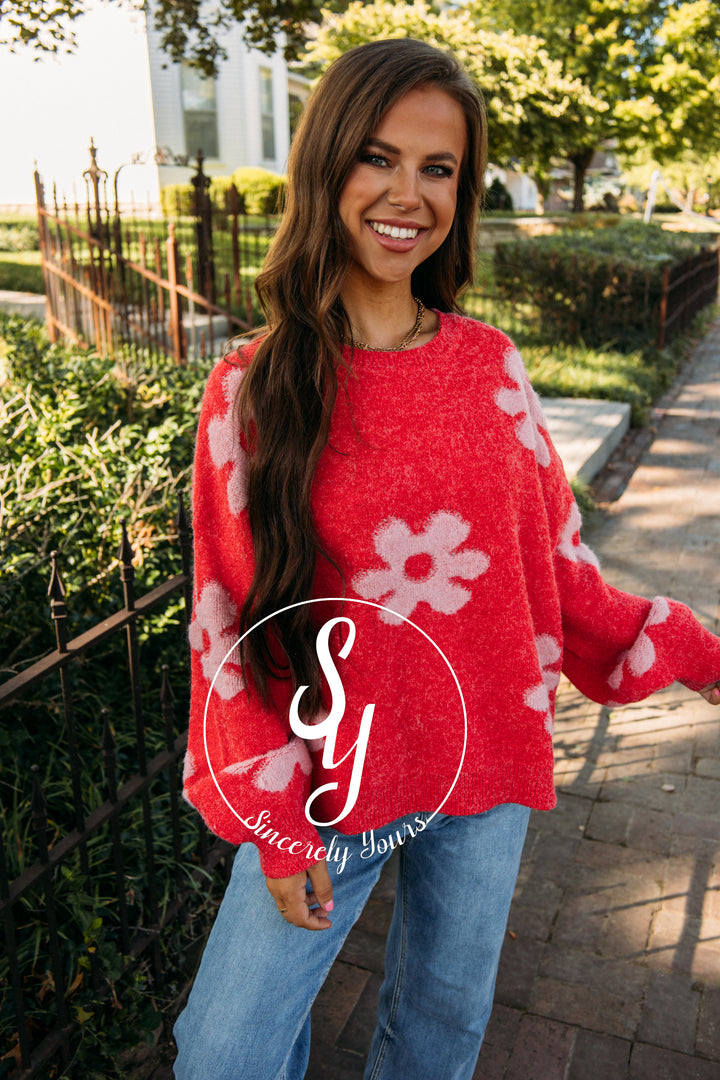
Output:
(438, 189), (459, 233)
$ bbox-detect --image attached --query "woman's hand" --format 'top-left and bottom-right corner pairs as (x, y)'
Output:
(265, 859), (334, 930)
(699, 680), (720, 705)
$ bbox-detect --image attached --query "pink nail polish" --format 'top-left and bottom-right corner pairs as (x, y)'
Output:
(325, 900), (334, 913)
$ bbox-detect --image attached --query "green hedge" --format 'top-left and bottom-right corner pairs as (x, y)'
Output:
(0, 314), (222, 1076)
(494, 221), (716, 350)
(160, 183), (195, 217)
(231, 167), (287, 215)
(0, 223), (40, 252)
(160, 167), (285, 218)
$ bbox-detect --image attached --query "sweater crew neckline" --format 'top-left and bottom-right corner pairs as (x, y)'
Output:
(342, 310), (459, 365)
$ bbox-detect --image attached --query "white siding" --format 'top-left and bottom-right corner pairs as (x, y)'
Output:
(147, 22), (291, 185)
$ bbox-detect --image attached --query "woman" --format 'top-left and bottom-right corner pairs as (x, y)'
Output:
(174, 38), (720, 1080)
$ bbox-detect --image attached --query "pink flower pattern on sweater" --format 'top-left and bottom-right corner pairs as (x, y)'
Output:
(524, 634), (562, 734)
(352, 510), (490, 625)
(608, 597), (671, 689)
(188, 581), (245, 701)
(556, 502), (600, 569)
(221, 739), (313, 793)
(495, 348), (551, 467)
(207, 364), (249, 516)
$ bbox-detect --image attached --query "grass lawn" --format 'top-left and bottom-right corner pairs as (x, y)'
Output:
(0, 250), (43, 293)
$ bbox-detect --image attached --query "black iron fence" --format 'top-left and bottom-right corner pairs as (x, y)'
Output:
(0, 501), (229, 1078)
(35, 144), (275, 364)
(657, 244), (720, 348)
(486, 235), (719, 351)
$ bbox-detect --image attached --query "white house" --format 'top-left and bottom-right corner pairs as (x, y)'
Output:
(0, 1), (307, 209)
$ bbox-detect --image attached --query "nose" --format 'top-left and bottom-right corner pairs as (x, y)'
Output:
(388, 165), (422, 212)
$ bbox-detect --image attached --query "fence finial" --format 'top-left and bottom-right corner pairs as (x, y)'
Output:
(48, 550), (69, 654)
(118, 521), (134, 567)
(118, 521), (136, 612)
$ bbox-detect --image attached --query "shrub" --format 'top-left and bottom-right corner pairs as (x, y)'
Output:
(494, 220), (716, 350)
(0, 313), (210, 670)
(161, 178), (249, 221)
(231, 166), (287, 215)
(0, 314), (222, 1075)
(484, 177), (514, 212)
(209, 176), (246, 214)
(160, 183), (195, 217)
(0, 223), (40, 252)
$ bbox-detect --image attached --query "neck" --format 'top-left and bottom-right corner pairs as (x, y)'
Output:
(341, 278), (420, 351)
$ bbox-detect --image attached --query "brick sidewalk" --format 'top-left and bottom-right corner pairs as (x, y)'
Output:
(306, 316), (720, 1079)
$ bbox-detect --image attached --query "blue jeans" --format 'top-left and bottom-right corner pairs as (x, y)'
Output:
(173, 803), (530, 1080)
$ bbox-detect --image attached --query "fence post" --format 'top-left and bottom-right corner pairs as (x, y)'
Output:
(34, 168), (58, 343)
(82, 138), (108, 244)
(166, 223), (186, 363)
(191, 151), (216, 304)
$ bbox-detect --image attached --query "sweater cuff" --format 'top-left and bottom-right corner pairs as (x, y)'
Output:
(672, 601), (720, 692)
(248, 808), (327, 879)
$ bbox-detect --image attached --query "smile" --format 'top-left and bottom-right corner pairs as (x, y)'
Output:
(368, 221), (421, 240)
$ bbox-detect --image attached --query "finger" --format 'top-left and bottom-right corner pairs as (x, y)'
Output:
(307, 859), (334, 914)
(266, 871), (310, 919)
(280, 892), (333, 931)
(699, 681), (720, 705)
(265, 870), (333, 930)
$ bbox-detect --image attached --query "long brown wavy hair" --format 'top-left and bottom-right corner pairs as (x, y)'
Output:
(234, 37), (487, 716)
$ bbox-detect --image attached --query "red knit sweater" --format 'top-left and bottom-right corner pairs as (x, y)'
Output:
(185, 312), (720, 877)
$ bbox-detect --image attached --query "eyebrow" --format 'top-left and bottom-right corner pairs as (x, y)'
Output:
(366, 137), (459, 166)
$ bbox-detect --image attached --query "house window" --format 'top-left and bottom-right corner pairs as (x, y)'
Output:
(181, 65), (219, 160)
(259, 67), (276, 161)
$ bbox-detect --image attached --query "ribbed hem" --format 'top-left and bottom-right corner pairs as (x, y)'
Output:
(303, 762), (557, 839)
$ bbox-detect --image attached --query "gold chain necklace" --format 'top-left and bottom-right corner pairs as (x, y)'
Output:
(349, 298), (425, 352)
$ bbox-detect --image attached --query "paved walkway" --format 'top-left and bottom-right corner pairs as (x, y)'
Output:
(306, 315), (720, 1079)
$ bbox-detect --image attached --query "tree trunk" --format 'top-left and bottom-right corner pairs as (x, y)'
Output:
(569, 148), (595, 213)
(531, 171), (551, 215)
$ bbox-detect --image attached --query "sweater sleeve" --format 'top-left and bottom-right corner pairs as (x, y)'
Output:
(183, 356), (325, 878)
(543, 444), (720, 705)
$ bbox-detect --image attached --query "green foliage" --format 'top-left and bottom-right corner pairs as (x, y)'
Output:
(0, 313), (226, 1074)
(520, 338), (678, 426)
(1, 0), (325, 71)
(484, 177), (514, 212)
(161, 178), (249, 220)
(160, 183), (195, 218)
(642, 0), (720, 165)
(0, 252), (44, 294)
(0, 314), (210, 668)
(0, 222), (39, 252)
(210, 176), (246, 214)
(231, 166), (287, 215)
(493, 220), (716, 350)
(304, 0), (603, 187)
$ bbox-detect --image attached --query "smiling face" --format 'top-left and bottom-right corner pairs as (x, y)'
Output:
(338, 85), (468, 294)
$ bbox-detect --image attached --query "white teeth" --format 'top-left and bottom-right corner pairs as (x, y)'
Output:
(369, 221), (419, 240)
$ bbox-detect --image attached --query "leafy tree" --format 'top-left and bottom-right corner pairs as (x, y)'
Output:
(621, 146), (720, 215)
(641, 0), (720, 167)
(0, 0), (327, 71)
(469, 0), (677, 211)
(303, 0), (603, 205)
